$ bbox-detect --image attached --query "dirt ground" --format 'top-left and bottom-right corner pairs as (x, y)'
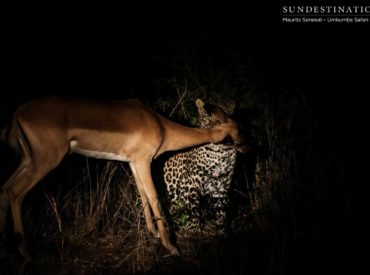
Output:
(1, 230), (268, 275)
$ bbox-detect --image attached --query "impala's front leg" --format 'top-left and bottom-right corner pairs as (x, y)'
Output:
(131, 160), (179, 256)
(129, 163), (159, 238)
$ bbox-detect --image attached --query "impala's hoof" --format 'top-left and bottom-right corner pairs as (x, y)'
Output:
(0, 236), (6, 258)
(170, 246), (180, 256)
(19, 245), (32, 263)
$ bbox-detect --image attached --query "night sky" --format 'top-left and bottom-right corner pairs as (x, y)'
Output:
(3, 5), (368, 110)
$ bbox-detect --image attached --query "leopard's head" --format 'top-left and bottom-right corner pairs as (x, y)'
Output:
(195, 98), (235, 129)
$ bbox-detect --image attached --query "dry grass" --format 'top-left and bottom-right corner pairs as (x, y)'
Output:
(37, 152), (279, 274)
(41, 160), (165, 273)
(1, 91), (312, 275)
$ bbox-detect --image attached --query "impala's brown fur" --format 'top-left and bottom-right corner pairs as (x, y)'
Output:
(0, 96), (245, 261)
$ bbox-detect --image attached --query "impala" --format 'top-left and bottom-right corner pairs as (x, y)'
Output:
(0, 96), (246, 261)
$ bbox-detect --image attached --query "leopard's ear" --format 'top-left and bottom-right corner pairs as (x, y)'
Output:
(204, 104), (228, 124)
(195, 98), (205, 108)
(227, 100), (236, 115)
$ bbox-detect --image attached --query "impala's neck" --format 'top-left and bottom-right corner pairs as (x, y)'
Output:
(159, 118), (227, 154)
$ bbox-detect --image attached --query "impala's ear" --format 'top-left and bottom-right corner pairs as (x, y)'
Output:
(204, 104), (228, 124)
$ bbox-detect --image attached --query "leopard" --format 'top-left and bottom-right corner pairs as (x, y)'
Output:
(163, 98), (238, 236)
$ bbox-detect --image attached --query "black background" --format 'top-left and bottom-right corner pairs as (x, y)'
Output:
(2, 4), (369, 111)
(1, 3), (369, 273)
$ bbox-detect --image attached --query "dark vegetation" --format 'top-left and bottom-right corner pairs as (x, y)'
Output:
(1, 8), (369, 275)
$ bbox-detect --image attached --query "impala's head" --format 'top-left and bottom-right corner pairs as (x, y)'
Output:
(195, 98), (250, 153)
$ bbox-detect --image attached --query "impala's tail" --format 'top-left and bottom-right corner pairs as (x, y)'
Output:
(1, 118), (21, 152)
(0, 125), (13, 149)
(0, 127), (8, 144)
(0, 123), (20, 167)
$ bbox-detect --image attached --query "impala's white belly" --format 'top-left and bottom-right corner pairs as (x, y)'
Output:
(69, 140), (129, 162)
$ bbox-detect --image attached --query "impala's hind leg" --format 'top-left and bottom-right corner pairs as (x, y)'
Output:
(0, 142), (31, 258)
(5, 154), (64, 262)
(0, 188), (10, 236)
(0, 156), (32, 260)
(3, 133), (66, 261)
(0, 187), (10, 257)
